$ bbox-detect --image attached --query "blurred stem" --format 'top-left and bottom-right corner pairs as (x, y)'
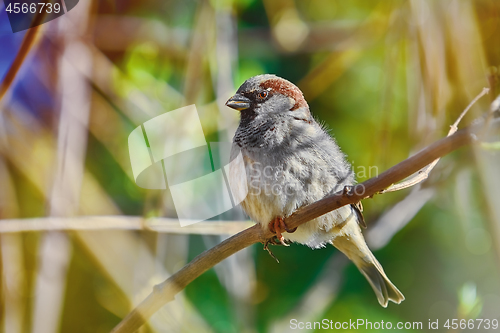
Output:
(0, 217), (252, 234)
(111, 117), (499, 333)
(0, 17), (44, 104)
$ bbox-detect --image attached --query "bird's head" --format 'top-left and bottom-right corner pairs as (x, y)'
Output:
(226, 74), (311, 122)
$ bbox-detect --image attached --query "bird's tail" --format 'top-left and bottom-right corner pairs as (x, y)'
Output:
(332, 233), (405, 307)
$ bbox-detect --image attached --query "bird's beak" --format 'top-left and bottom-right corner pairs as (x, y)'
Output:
(225, 94), (251, 111)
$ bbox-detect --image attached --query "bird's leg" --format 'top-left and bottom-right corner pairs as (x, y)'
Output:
(279, 217), (297, 234)
(342, 185), (354, 196)
(267, 216), (296, 247)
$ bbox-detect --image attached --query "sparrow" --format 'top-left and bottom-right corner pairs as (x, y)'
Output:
(226, 74), (404, 307)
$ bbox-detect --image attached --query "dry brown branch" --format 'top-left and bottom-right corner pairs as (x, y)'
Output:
(381, 87), (489, 193)
(0, 13), (46, 104)
(111, 116), (499, 333)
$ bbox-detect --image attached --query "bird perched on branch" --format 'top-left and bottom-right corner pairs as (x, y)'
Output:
(226, 74), (404, 307)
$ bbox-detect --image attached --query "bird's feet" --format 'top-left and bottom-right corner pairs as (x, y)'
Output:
(342, 185), (354, 196)
(268, 216), (297, 247)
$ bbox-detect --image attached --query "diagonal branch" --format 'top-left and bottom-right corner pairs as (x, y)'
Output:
(111, 116), (499, 333)
(0, 12), (47, 104)
(380, 87), (489, 193)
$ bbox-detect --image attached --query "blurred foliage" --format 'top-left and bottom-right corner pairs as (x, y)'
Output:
(1, 0), (500, 332)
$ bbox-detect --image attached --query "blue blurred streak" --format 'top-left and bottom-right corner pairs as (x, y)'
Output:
(1, 1), (26, 81)
(1, 3), (56, 120)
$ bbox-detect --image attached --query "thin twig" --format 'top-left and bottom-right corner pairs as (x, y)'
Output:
(0, 13), (47, 104)
(381, 87), (489, 193)
(111, 118), (499, 333)
(450, 88), (490, 133)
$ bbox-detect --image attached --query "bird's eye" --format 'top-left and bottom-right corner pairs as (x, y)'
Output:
(258, 91), (268, 99)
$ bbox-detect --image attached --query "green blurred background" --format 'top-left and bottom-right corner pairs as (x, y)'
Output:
(1, 0), (500, 332)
